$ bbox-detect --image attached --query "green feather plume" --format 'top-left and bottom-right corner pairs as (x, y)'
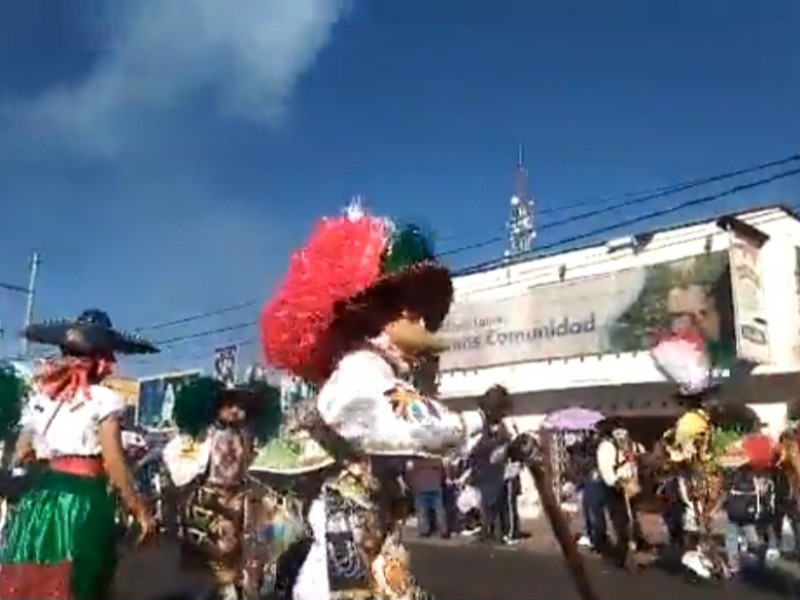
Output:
(247, 381), (283, 443)
(173, 376), (222, 437)
(0, 366), (27, 439)
(709, 426), (745, 459)
(381, 223), (435, 274)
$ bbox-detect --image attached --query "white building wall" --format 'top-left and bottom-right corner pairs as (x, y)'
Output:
(439, 208), (800, 403)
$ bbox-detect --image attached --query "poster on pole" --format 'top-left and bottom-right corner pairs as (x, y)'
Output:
(244, 363), (268, 384)
(728, 230), (770, 364)
(213, 344), (239, 388)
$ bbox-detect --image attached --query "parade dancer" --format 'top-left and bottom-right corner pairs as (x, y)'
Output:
(594, 417), (647, 568)
(258, 200), (595, 600)
(258, 201), (510, 600)
(651, 327), (726, 578)
(0, 309), (158, 600)
(162, 376), (281, 600)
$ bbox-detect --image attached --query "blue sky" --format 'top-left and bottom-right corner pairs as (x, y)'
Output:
(0, 0), (797, 377)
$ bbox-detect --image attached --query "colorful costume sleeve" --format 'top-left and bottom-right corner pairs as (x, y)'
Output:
(317, 350), (484, 457)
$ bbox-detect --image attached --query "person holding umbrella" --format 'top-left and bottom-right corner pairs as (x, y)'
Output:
(0, 309), (158, 600)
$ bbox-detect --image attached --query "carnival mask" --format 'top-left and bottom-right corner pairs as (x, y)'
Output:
(218, 402), (247, 424)
(383, 310), (449, 359)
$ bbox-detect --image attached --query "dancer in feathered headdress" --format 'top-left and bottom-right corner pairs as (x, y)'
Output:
(651, 327), (718, 464)
(259, 200), (512, 600)
(0, 309), (158, 600)
(161, 375), (280, 600)
(649, 325), (765, 579)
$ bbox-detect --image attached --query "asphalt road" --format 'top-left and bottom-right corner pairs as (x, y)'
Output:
(113, 538), (799, 600)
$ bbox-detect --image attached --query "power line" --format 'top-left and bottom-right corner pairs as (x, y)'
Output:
(153, 321), (255, 346)
(458, 165), (800, 275)
(439, 152), (800, 258)
(133, 300), (258, 332)
(140, 207), (795, 355)
(534, 152), (800, 217)
(452, 209), (791, 298)
(128, 157), (800, 350)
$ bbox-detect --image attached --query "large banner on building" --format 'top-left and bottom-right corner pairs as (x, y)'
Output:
(439, 251), (737, 372)
(137, 370), (201, 428)
(728, 230), (770, 364)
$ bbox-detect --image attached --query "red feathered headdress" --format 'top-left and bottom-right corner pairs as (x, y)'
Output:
(260, 201), (452, 384)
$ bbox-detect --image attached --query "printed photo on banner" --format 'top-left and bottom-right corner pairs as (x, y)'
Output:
(439, 251), (737, 372)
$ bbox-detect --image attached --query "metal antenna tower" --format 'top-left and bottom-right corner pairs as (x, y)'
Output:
(506, 142), (536, 258)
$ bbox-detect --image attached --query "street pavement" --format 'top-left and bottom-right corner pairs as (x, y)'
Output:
(112, 536), (799, 600)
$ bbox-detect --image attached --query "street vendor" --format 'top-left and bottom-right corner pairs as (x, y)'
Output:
(161, 375), (281, 600)
(258, 200), (512, 600)
(0, 308), (158, 600)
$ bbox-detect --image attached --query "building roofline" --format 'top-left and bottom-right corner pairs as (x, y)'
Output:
(456, 202), (797, 278)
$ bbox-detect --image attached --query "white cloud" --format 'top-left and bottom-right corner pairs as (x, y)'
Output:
(4, 0), (349, 157)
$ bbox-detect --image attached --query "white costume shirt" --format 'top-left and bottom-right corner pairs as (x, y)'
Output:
(596, 438), (637, 488)
(20, 385), (125, 458)
(294, 348), (485, 600)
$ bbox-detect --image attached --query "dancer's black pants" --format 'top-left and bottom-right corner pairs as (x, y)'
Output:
(604, 486), (646, 565)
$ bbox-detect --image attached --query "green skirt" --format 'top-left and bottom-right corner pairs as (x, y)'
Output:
(0, 469), (117, 600)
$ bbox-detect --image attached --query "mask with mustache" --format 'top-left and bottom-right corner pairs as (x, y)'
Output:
(383, 312), (449, 362)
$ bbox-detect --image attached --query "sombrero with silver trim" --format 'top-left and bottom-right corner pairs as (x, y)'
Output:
(23, 309), (159, 355)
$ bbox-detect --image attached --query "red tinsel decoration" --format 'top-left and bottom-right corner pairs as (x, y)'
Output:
(260, 214), (390, 383)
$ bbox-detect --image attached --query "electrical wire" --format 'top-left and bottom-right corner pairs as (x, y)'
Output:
(447, 210), (792, 298)
(127, 159), (800, 354)
(457, 165), (800, 275)
(436, 152), (800, 255)
(126, 154), (800, 337)
(137, 207), (794, 357)
(133, 300), (258, 332)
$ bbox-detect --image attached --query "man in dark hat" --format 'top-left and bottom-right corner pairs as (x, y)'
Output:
(471, 385), (517, 542)
(595, 416), (648, 566)
(162, 376), (280, 600)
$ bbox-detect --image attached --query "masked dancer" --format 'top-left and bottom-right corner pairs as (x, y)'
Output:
(162, 376), (281, 600)
(256, 200), (523, 600)
(652, 327), (726, 578)
(0, 309), (158, 600)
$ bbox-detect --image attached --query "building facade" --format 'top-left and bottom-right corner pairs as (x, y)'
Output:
(436, 205), (800, 516)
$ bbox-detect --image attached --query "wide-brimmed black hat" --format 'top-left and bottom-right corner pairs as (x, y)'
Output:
(596, 416), (625, 435)
(23, 309), (159, 355)
(173, 376), (281, 438)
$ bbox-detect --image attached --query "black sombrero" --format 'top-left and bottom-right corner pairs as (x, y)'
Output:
(23, 309), (159, 355)
(173, 376), (282, 438)
(595, 416), (625, 435)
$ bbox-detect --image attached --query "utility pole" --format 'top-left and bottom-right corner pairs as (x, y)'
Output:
(19, 251), (40, 358)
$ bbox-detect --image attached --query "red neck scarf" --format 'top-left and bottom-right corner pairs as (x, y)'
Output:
(35, 355), (116, 403)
